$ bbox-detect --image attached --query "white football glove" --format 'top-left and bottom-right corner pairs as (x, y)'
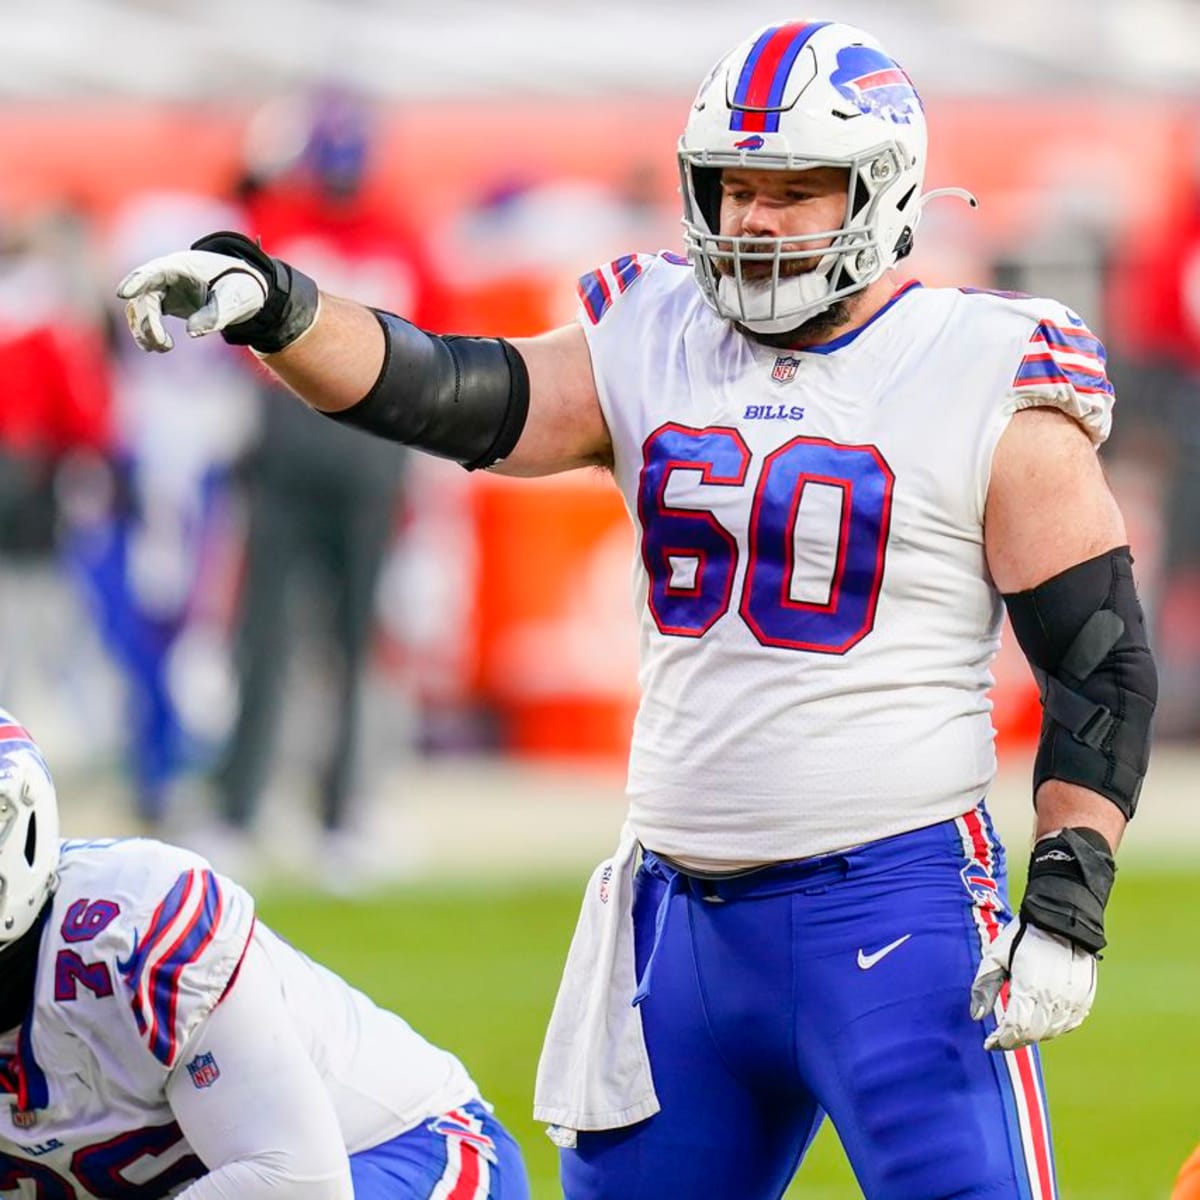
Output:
(116, 250), (268, 353)
(969, 918), (1097, 1051)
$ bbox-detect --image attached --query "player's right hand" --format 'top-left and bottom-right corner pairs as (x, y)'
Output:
(116, 250), (268, 353)
(969, 918), (1097, 1050)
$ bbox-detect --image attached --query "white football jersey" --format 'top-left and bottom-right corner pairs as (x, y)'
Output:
(578, 255), (1115, 866)
(0, 838), (476, 1195)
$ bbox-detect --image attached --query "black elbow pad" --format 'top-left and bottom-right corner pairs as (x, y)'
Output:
(327, 310), (530, 471)
(1003, 546), (1157, 819)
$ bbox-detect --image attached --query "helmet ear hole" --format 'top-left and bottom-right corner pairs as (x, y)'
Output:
(23, 813), (36, 868)
(692, 166), (723, 234)
(848, 174), (868, 219)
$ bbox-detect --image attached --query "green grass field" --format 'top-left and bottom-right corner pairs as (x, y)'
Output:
(258, 866), (1199, 1200)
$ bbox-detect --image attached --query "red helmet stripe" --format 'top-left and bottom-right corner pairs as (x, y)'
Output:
(731, 22), (829, 133)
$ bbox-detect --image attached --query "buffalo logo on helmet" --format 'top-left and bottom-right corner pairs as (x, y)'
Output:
(829, 46), (921, 124)
(733, 135), (766, 151)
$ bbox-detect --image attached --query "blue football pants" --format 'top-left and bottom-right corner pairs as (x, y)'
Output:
(350, 1100), (530, 1199)
(560, 805), (1057, 1200)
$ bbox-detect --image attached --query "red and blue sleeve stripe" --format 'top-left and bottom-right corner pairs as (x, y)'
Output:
(122, 869), (225, 1066)
(579, 256), (652, 325)
(1013, 322), (1113, 397)
(578, 269), (612, 325)
(730, 22), (829, 132)
(612, 254), (644, 294)
(1034, 320), (1107, 363)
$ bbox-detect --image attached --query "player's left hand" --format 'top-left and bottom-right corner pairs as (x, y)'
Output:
(969, 918), (1097, 1051)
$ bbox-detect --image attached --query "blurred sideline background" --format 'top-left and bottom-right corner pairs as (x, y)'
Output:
(1, 2), (1199, 1196)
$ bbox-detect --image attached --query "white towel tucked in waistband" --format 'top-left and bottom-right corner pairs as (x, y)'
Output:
(533, 822), (659, 1141)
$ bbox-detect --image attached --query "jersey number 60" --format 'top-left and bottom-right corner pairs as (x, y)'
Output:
(638, 425), (894, 653)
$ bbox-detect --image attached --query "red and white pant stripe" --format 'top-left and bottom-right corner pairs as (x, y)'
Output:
(956, 808), (1057, 1200)
(429, 1108), (492, 1200)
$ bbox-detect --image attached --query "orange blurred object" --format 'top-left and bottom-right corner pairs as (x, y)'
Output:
(470, 471), (639, 762)
(1172, 1144), (1200, 1200)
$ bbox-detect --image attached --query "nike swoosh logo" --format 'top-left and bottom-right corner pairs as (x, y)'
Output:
(856, 934), (913, 970)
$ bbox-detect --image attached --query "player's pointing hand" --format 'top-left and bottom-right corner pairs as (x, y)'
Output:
(118, 230), (321, 356)
(117, 248), (268, 353)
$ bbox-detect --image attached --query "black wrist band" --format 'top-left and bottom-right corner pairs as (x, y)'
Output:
(1019, 827), (1115, 954)
(189, 230), (320, 355)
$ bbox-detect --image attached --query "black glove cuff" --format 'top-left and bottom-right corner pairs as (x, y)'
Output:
(190, 230), (320, 355)
(1019, 827), (1115, 954)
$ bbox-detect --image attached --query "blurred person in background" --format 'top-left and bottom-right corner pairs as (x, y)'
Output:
(0, 708), (530, 1200)
(203, 91), (439, 887)
(91, 190), (258, 831)
(118, 18), (1157, 1200)
(1105, 146), (1200, 740)
(0, 207), (114, 746)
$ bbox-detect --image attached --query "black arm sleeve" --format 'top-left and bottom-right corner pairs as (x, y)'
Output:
(1002, 545), (1157, 819)
(325, 310), (530, 472)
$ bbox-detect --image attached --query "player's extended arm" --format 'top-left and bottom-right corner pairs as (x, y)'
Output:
(165, 938), (353, 1200)
(972, 406), (1157, 1050)
(116, 231), (611, 477)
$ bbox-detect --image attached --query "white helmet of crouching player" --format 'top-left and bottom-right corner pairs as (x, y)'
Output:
(678, 19), (976, 335)
(0, 711), (60, 943)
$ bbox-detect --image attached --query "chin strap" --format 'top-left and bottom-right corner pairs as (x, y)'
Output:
(916, 186), (980, 214)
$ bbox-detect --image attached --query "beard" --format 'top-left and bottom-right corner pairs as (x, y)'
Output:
(735, 298), (852, 349)
(715, 240), (850, 345)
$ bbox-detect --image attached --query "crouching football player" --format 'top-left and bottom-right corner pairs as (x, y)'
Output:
(0, 709), (529, 1199)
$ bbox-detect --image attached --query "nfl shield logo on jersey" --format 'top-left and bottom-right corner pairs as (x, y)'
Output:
(186, 1052), (221, 1089)
(771, 356), (801, 384)
(11, 1106), (36, 1129)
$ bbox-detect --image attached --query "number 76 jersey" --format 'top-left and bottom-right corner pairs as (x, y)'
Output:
(578, 254), (1115, 867)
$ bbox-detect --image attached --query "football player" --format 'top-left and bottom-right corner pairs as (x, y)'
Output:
(0, 711), (528, 1199)
(116, 19), (1156, 1199)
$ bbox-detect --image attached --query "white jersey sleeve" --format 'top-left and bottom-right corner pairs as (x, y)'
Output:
(167, 938), (353, 1200)
(57, 838), (255, 1071)
(991, 291), (1114, 445)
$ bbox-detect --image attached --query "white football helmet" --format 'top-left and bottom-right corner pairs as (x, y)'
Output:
(0, 712), (60, 943)
(679, 20), (973, 334)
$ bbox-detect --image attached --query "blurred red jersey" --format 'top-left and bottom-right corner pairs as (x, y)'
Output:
(244, 185), (445, 331)
(0, 322), (110, 457)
